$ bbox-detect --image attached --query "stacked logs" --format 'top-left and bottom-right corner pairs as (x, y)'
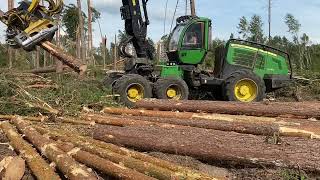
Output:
(0, 116), (215, 180)
(1, 100), (320, 178)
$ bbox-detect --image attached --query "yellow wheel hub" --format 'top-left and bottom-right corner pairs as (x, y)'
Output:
(167, 88), (177, 98)
(234, 79), (258, 102)
(127, 84), (144, 102)
(166, 86), (181, 100)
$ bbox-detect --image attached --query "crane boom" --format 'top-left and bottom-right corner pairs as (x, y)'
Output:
(120, 0), (154, 60)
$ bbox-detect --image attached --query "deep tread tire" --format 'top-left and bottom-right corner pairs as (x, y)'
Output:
(223, 69), (266, 102)
(113, 74), (152, 107)
(102, 72), (123, 89)
(154, 78), (189, 100)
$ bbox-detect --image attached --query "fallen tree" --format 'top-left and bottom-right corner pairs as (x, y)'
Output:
(11, 117), (98, 180)
(26, 66), (67, 74)
(35, 126), (215, 180)
(0, 122), (60, 180)
(136, 99), (320, 119)
(93, 125), (320, 173)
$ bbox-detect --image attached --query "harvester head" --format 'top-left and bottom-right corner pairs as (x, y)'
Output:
(0, 0), (63, 51)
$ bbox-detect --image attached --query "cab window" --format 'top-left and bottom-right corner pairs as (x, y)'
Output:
(182, 23), (204, 49)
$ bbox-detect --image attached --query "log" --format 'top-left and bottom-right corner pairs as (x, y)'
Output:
(26, 84), (59, 89)
(81, 113), (176, 127)
(0, 156), (25, 180)
(0, 115), (48, 122)
(54, 141), (155, 180)
(136, 99), (320, 119)
(11, 117), (98, 180)
(84, 113), (320, 139)
(0, 122), (60, 180)
(35, 126), (215, 180)
(40, 41), (87, 75)
(102, 107), (194, 119)
(56, 117), (96, 126)
(26, 66), (66, 74)
(93, 125), (320, 173)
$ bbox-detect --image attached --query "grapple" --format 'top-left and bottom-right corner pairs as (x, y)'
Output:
(0, 0), (63, 51)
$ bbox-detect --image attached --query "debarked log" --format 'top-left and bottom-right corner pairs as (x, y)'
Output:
(11, 117), (98, 180)
(0, 122), (61, 180)
(83, 113), (320, 139)
(54, 141), (155, 180)
(135, 99), (320, 119)
(35, 126), (216, 180)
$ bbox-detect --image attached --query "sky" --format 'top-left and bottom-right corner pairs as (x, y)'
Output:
(0, 0), (319, 47)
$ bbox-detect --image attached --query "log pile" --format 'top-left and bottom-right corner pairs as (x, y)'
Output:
(0, 100), (320, 178)
(0, 116), (215, 180)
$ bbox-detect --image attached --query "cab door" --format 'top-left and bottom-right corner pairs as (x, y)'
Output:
(178, 22), (207, 65)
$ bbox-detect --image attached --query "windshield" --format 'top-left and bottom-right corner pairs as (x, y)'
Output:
(168, 25), (185, 51)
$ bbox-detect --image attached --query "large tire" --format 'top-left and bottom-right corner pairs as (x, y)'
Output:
(223, 70), (266, 102)
(102, 72), (123, 89)
(154, 78), (189, 100)
(113, 74), (152, 107)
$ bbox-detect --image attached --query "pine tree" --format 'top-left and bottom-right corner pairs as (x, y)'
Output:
(248, 15), (265, 43)
(237, 16), (249, 39)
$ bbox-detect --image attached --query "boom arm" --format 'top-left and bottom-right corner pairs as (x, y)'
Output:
(120, 0), (154, 60)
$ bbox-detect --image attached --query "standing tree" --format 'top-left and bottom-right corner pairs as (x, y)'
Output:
(237, 16), (249, 39)
(77, 0), (86, 62)
(7, 0), (14, 69)
(285, 13), (305, 69)
(248, 15), (265, 43)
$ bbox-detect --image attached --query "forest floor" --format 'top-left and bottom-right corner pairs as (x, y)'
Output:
(0, 70), (319, 179)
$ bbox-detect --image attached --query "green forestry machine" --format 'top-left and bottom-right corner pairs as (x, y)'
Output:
(105, 0), (293, 107)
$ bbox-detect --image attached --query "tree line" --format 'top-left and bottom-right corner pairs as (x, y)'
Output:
(0, 4), (319, 74)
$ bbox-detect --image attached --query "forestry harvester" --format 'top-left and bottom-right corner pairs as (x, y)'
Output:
(104, 0), (293, 107)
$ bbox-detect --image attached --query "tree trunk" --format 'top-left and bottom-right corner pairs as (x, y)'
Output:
(7, 0), (14, 69)
(35, 46), (41, 69)
(40, 41), (87, 75)
(77, 0), (86, 62)
(55, 1), (63, 73)
(114, 34), (117, 70)
(93, 125), (320, 173)
(0, 122), (60, 180)
(87, 0), (93, 65)
(12, 118), (98, 180)
(136, 99), (320, 119)
(27, 66), (64, 74)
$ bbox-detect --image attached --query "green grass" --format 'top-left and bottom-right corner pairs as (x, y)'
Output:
(280, 169), (308, 180)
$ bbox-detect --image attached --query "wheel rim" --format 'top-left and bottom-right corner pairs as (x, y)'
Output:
(127, 84), (144, 102)
(166, 85), (182, 100)
(234, 79), (258, 102)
